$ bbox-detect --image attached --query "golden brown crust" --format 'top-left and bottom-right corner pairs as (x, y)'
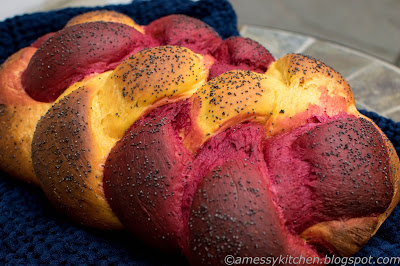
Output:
(264, 53), (358, 135)
(0, 11), (145, 185)
(0, 48), (37, 105)
(185, 54), (359, 151)
(31, 46), (212, 229)
(95, 46), (211, 141)
(0, 104), (51, 184)
(271, 53), (354, 106)
(183, 53), (400, 258)
(185, 70), (273, 151)
(0, 47), (52, 184)
(32, 73), (123, 229)
(301, 217), (378, 256)
(0, 9), (398, 260)
(65, 10), (144, 33)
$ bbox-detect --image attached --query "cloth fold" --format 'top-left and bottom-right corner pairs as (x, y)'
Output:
(0, 0), (399, 264)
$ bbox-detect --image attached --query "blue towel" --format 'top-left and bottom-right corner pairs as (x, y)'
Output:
(0, 0), (399, 264)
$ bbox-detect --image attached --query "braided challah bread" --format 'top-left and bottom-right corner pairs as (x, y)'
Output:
(0, 10), (399, 265)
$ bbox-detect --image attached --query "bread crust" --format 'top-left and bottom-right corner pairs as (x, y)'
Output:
(185, 54), (359, 152)
(32, 73), (124, 229)
(65, 10), (144, 33)
(0, 10), (398, 263)
(0, 48), (51, 184)
(0, 11), (149, 185)
(300, 114), (400, 257)
(31, 46), (211, 229)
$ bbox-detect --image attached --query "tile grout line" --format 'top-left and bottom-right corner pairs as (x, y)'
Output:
(237, 25), (398, 120)
(381, 105), (400, 116)
(294, 38), (316, 54)
(345, 64), (373, 81)
(356, 101), (379, 113)
(327, 42), (400, 74)
(240, 25), (400, 73)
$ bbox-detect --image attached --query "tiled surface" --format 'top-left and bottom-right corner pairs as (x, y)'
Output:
(2, 1), (400, 67)
(301, 41), (372, 78)
(388, 109), (400, 122)
(4, 1), (399, 66)
(241, 25), (400, 122)
(347, 62), (400, 114)
(230, 0), (400, 65)
(240, 26), (314, 59)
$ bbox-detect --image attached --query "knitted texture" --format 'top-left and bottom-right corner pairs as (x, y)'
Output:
(0, 0), (239, 65)
(0, 1), (399, 265)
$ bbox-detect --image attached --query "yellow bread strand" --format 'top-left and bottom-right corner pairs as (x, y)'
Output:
(0, 10), (145, 185)
(193, 70), (277, 135)
(94, 45), (212, 142)
(32, 71), (124, 229)
(32, 46), (212, 229)
(0, 8), (396, 258)
(0, 48), (37, 105)
(0, 104), (51, 184)
(301, 217), (379, 257)
(192, 69), (322, 135)
(187, 54), (360, 151)
(0, 47), (51, 184)
(265, 54), (359, 134)
(65, 10), (145, 33)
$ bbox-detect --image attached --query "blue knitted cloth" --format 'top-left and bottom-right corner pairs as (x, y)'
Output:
(0, 0), (399, 264)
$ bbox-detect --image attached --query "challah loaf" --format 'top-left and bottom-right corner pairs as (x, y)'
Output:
(0, 10), (398, 265)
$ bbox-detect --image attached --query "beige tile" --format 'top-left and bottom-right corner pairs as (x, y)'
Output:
(386, 110), (400, 122)
(348, 62), (400, 113)
(240, 25), (314, 59)
(355, 101), (378, 114)
(302, 41), (373, 78)
(229, 0), (400, 63)
(382, 107), (400, 122)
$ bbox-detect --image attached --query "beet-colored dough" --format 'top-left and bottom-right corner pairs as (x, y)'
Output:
(104, 101), (193, 251)
(264, 115), (393, 234)
(23, 22), (157, 102)
(104, 116), (272, 252)
(30, 32), (56, 48)
(209, 36), (275, 79)
(187, 127), (319, 265)
(182, 123), (266, 224)
(2, 10), (398, 264)
(146, 14), (222, 55)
